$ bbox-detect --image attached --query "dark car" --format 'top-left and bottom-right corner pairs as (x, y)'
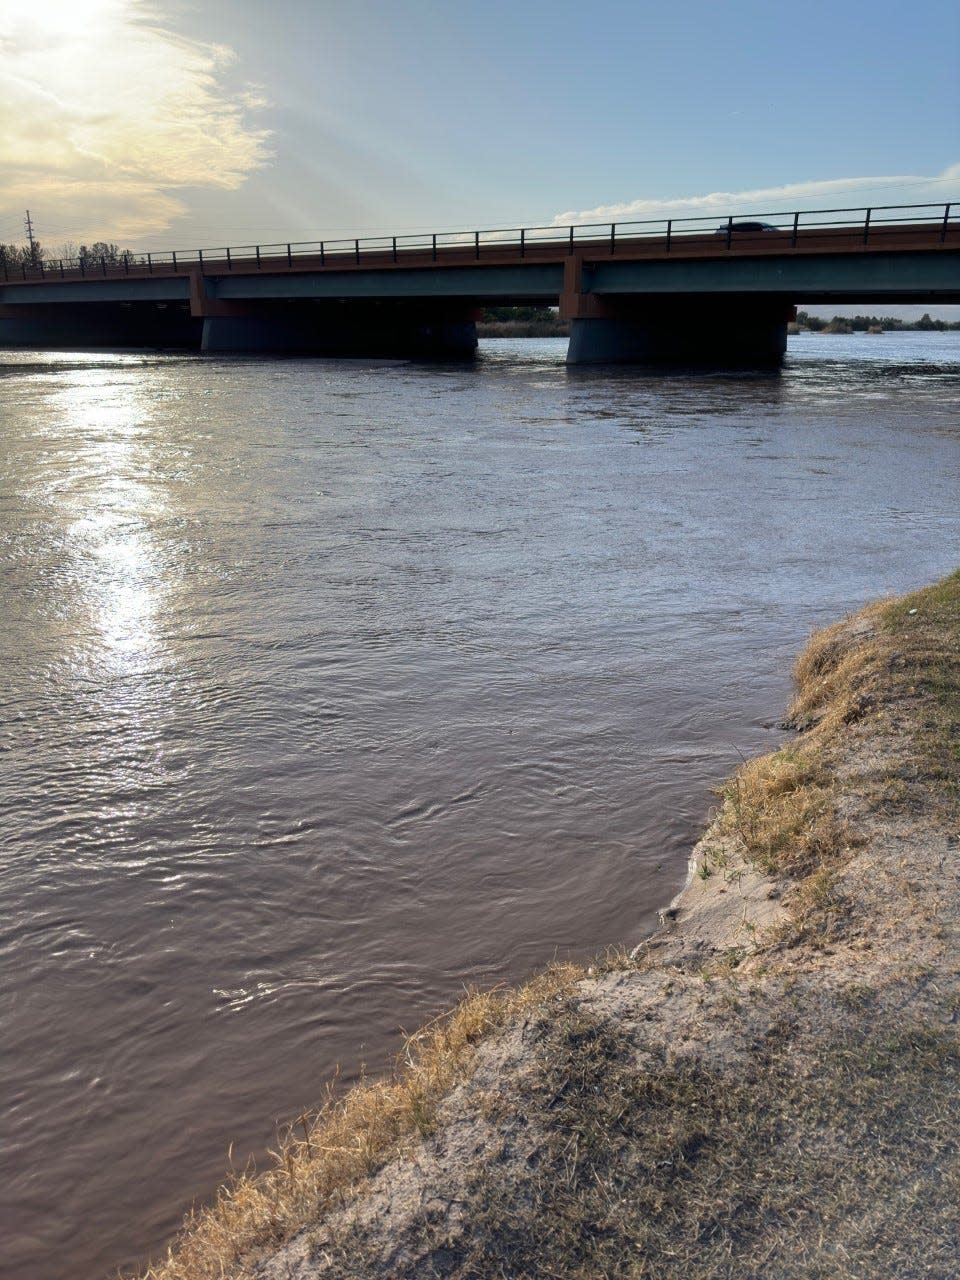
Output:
(714, 220), (779, 235)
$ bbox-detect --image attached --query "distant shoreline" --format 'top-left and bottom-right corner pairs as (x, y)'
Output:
(477, 320), (570, 338)
(478, 319), (959, 339)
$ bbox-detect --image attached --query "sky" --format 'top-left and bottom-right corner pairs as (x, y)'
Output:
(1, 0), (959, 267)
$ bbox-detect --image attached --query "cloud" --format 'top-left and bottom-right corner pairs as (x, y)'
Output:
(0, 0), (270, 244)
(553, 166), (960, 227)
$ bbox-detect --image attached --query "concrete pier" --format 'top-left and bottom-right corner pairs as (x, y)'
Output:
(565, 297), (792, 367)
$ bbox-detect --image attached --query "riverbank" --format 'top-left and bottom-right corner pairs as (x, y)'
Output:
(476, 319), (570, 337)
(142, 571), (960, 1280)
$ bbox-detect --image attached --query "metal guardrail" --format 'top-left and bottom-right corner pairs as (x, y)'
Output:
(0, 201), (955, 283)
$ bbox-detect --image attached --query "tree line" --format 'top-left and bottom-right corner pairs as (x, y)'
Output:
(797, 310), (960, 332)
(0, 240), (138, 272)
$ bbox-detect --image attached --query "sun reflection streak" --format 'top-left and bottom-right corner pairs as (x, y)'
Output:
(49, 368), (169, 678)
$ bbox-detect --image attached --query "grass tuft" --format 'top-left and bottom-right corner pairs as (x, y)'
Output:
(715, 747), (843, 877)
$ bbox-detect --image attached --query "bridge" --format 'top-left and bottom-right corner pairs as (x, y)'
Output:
(1, 202), (958, 365)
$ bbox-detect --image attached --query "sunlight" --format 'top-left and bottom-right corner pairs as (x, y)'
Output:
(4, 0), (119, 37)
(71, 509), (159, 658)
(0, 0), (269, 241)
(47, 369), (167, 671)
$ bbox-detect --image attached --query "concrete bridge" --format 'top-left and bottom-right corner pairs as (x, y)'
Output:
(1, 203), (958, 365)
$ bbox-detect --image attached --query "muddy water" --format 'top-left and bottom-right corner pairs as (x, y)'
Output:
(2, 333), (958, 1280)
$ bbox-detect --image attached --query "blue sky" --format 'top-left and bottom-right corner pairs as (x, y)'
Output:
(1, 0), (958, 256)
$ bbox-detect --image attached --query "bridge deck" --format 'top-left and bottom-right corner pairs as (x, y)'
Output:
(6, 222), (958, 288)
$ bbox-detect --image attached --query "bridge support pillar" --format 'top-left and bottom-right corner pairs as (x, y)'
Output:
(566, 309), (789, 366)
(560, 265), (794, 366)
(201, 313), (307, 353)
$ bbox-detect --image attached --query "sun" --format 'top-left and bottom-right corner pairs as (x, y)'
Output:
(5, 0), (122, 41)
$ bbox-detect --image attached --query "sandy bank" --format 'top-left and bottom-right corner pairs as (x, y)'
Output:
(142, 572), (960, 1280)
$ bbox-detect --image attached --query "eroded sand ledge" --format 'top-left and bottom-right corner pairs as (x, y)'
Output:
(146, 574), (960, 1280)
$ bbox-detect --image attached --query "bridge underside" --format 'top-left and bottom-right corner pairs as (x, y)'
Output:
(0, 301), (201, 349)
(200, 300), (479, 359)
(0, 299), (479, 360)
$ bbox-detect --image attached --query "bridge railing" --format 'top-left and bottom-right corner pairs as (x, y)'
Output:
(1, 201), (955, 283)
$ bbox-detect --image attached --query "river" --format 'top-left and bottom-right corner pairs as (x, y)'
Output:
(2, 332), (958, 1279)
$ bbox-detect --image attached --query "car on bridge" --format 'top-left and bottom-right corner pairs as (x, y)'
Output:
(714, 220), (779, 235)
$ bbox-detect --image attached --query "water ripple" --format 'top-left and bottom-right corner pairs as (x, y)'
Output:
(1, 333), (959, 1280)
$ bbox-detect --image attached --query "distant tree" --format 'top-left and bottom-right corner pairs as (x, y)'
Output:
(796, 311), (826, 332)
(847, 315), (895, 332)
(77, 241), (139, 271)
(482, 306), (559, 323)
(795, 310), (960, 333)
(1, 238), (142, 275)
(79, 242), (115, 269)
(53, 242), (81, 265)
(0, 240), (45, 274)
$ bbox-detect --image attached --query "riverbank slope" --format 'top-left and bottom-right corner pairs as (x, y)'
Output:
(143, 571), (960, 1280)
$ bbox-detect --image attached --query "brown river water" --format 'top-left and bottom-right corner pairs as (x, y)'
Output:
(2, 333), (959, 1280)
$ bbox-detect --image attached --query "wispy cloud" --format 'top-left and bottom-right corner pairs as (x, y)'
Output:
(553, 166), (960, 226)
(0, 0), (270, 244)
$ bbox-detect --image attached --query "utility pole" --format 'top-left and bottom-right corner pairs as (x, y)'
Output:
(24, 209), (38, 264)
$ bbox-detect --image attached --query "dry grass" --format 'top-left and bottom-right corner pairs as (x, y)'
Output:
(139, 966), (580, 1280)
(882, 569), (960, 798)
(787, 609), (885, 735)
(789, 568), (960, 802)
(712, 569), (960, 929)
(714, 747), (845, 877)
(293, 570), (960, 1278)
(710, 617), (875, 892)
(320, 997), (960, 1280)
